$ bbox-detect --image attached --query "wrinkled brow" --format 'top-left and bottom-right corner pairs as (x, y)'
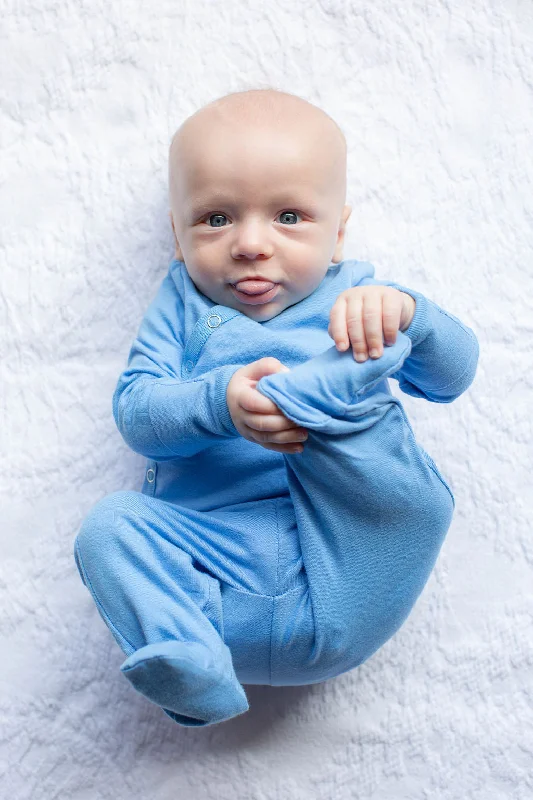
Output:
(187, 191), (322, 216)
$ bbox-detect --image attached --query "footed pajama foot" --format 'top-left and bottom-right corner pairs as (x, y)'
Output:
(120, 640), (249, 727)
(256, 333), (412, 431)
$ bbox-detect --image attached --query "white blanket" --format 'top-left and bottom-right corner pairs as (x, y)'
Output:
(2, 1), (531, 797)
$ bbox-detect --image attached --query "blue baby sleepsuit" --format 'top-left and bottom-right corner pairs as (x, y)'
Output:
(74, 258), (479, 727)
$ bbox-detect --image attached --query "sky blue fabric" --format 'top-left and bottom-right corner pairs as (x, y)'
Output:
(74, 258), (479, 727)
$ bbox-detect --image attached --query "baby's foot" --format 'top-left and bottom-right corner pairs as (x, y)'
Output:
(120, 639), (249, 726)
(256, 334), (411, 431)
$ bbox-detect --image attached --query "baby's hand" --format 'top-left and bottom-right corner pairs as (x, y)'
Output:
(227, 358), (308, 454)
(328, 286), (416, 361)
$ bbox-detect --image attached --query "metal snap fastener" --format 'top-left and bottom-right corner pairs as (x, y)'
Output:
(185, 360), (194, 371)
(207, 313), (222, 328)
(146, 468), (155, 483)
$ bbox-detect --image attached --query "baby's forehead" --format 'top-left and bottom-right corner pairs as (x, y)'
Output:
(169, 93), (347, 205)
(189, 118), (321, 156)
(181, 124), (335, 184)
(182, 152), (332, 213)
(174, 97), (344, 162)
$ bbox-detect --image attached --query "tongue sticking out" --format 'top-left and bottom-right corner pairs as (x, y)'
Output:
(234, 280), (276, 295)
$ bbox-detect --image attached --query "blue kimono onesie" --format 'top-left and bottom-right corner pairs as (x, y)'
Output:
(74, 258), (479, 727)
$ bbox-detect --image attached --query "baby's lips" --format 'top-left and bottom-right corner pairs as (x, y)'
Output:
(234, 279), (276, 294)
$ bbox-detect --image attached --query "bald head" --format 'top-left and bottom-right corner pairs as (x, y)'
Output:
(168, 89), (347, 220)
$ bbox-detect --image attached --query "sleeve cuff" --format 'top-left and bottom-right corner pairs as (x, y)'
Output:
(214, 364), (244, 437)
(386, 283), (433, 347)
(146, 363), (245, 455)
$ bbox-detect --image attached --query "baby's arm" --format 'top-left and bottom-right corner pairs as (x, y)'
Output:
(112, 272), (245, 460)
(358, 276), (480, 403)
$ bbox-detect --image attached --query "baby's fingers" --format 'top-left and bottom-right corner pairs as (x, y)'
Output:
(381, 292), (403, 345)
(244, 411), (305, 436)
(243, 419), (308, 450)
(328, 295), (350, 351)
(344, 294), (368, 360)
(239, 383), (283, 415)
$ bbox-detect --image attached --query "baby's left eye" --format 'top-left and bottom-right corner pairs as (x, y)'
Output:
(278, 211), (301, 224)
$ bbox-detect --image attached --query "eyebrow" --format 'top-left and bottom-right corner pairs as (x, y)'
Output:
(188, 192), (320, 216)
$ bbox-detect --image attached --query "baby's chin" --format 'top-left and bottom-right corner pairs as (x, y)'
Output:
(233, 300), (285, 323)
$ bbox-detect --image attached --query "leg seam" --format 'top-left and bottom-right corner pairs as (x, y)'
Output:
(271, 498), (280, 683)
(221, 581), (306, 600)
(274, 498), (281, 598)
(268, 596), (274, 684)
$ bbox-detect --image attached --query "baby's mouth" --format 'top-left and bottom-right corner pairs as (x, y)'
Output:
(229, 281), (281, 305)
(232, 279), (277, 295)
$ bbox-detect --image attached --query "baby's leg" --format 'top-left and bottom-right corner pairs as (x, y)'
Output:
(74, 492), (249, 726)
(256, 334), (455, 683)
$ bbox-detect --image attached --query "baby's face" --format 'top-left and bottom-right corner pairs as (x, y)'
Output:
(169, 113), (351, 322)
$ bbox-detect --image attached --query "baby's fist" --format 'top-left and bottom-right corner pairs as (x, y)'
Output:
(227, 358), (308, 454)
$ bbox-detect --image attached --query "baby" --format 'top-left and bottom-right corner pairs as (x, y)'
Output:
(74, 89), (479, 728)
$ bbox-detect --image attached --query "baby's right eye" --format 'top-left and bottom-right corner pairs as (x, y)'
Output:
(205, 213), (228, 228)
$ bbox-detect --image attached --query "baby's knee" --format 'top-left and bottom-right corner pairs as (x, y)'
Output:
(74, 490), (140, 571)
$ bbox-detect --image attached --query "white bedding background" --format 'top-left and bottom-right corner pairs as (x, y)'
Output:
(2, 2), (532, 798)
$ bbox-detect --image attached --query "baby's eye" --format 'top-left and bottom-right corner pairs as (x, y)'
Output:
(278, 211), (301, 225)
(204, 210), (302, 227)
(206, 213), (229, 228)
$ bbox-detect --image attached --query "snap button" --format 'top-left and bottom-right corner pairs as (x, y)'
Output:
(185, 360), (194, 372)
(207, 313), (222, 328)
(146, 468), (155, 483)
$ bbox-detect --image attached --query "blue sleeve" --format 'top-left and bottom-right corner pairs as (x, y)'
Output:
(112, 273), (243, 460)
(358, 276), (480, 403)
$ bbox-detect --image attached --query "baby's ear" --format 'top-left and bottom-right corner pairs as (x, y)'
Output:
(168, 212), (183, 260)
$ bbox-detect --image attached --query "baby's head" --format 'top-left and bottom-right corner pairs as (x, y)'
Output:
(168, 89), (352, 322)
